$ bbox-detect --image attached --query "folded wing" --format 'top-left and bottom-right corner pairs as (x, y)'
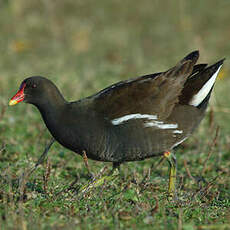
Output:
(93, 51), (199, 121)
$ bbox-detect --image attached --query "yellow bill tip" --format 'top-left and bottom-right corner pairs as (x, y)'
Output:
(9, 99), (18, 106)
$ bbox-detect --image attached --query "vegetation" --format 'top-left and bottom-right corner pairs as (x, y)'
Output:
(0, 0), (230, 229)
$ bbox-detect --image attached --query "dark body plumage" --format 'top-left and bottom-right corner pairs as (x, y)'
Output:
(10, 51), (224, 163)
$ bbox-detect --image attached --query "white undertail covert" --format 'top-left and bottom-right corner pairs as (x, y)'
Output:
(189, 65), (222, 107)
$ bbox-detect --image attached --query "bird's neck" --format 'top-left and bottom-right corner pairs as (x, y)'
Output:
(34, 91), (68, 129)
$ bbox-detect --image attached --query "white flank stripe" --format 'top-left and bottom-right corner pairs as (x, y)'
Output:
(189, 65), (222, 106)
(173, 130), (183, 134)
(112, 113), (178, 130)
(144, 121), (178, 129)
(111, 113), (157, 125)
(172, 137), (188, 148)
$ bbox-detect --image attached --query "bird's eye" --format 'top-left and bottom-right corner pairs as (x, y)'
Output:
(32, 84), (37, 88)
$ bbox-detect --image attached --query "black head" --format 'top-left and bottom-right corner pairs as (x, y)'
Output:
(9, 76), (64, 107)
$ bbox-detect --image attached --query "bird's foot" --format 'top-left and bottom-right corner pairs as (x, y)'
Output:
(164, 151), (177, 201)
(78, 167), (119, 195)
(86, 172), (95, 180)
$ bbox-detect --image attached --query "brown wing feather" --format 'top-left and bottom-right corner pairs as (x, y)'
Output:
(93, 51), (199, 120)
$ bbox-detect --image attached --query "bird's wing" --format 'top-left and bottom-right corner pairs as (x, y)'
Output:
(92, 51), (199, 121)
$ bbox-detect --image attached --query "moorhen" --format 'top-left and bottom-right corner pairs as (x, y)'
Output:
(9, 51), (224, 197)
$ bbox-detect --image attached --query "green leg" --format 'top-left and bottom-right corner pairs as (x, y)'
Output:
(164, 151), (177, 199)
(78, 163), (120, 194)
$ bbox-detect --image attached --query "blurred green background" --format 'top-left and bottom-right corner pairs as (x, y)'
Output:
(0, 0), (230, 229)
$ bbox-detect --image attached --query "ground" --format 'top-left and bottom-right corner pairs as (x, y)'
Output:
(0, 0), (230, 229)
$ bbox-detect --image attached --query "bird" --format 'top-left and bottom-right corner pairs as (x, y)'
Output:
(9, 50), (224, 198)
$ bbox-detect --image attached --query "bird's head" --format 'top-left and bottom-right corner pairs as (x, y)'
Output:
(9, 76), (62, 106)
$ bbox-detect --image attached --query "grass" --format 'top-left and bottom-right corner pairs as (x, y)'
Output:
(1, 0), (230, 229)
